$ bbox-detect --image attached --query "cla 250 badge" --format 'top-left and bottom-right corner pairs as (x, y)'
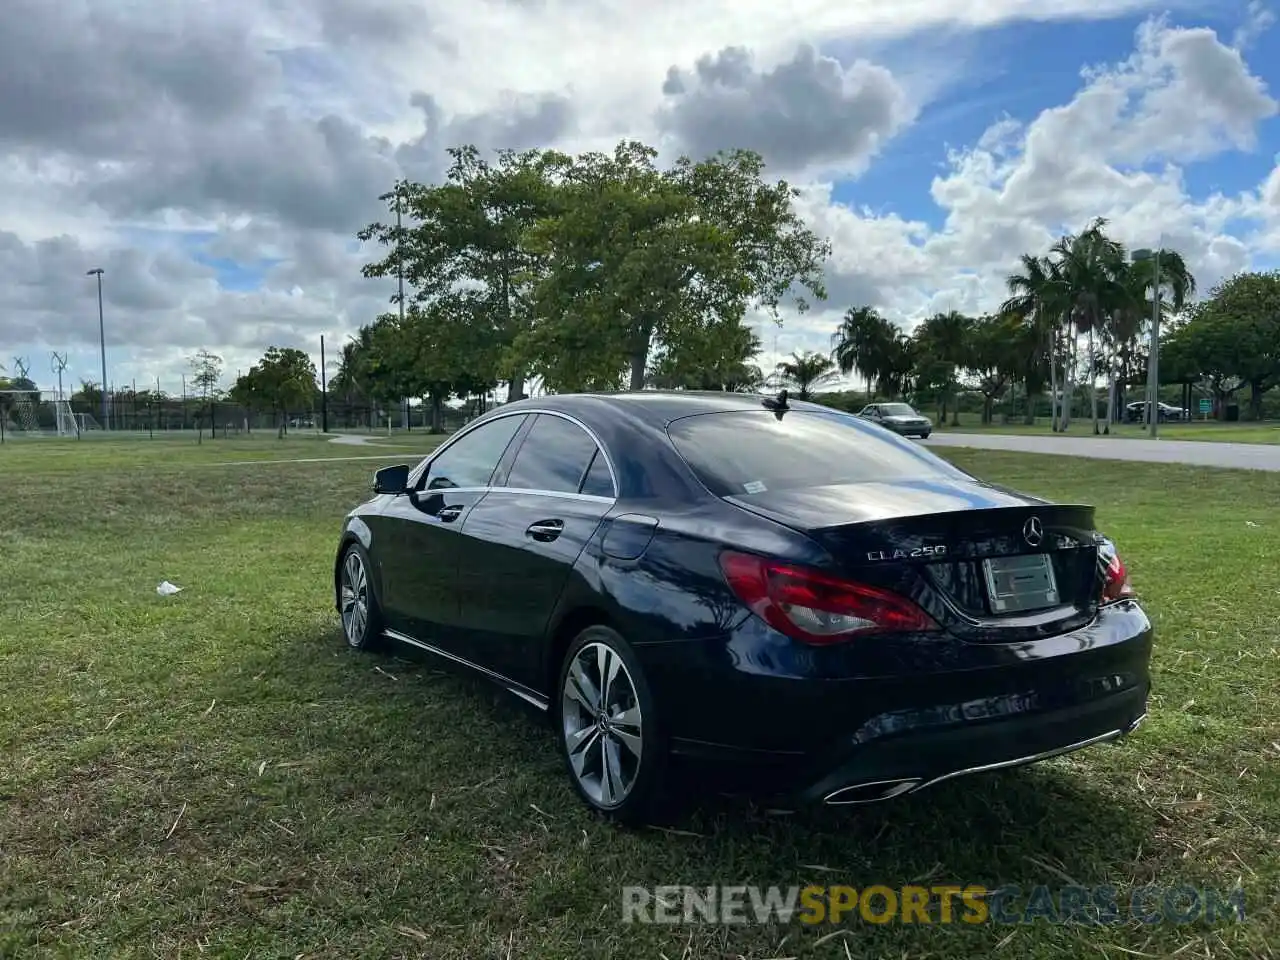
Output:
(866, 545), (948, 561)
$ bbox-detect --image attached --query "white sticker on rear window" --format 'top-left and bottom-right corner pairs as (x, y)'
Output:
(743, 480), (767, 494)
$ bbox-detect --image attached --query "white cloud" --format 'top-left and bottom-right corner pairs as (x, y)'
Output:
(1, 0), (1278, 394)
(753, 15), (1278, 378)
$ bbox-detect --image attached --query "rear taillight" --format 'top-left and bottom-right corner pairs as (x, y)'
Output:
(718, 551), (938, 645)
(1098, 541), (1135, 604)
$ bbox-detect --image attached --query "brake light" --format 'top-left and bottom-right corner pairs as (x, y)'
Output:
(718, 551), (938, 645)
(1098, 541), (1135, 604)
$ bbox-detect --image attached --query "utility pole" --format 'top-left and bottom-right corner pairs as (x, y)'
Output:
(87, 268), (108, 430)
(320, 335), (328, 434)
(378, 182), (409, 433)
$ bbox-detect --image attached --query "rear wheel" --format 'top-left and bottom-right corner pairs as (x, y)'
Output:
(339, 544), (383, 651)
(556, 625), (666, 825)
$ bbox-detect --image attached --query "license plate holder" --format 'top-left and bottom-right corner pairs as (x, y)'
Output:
(983, 553), (1060, 613)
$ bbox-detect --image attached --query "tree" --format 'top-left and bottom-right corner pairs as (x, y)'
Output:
(359, 147), (569, 402)
(831, 306), (901, 397)
(773, 350), (839, 401)
(522, 142), (830, 391)
(648, 320), (764, 392)
(1048, 218), (1129, 434)
(913, 311), (974, 425)
(189, 348), (223, 443)
(968, 313), (1024, 423)
(1004, 253), (1073, 429)
(236, 347), (318, 436)
(1186, 271), (1280, 419)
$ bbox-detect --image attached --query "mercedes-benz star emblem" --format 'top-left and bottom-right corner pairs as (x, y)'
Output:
(1023, 516), (1044, 547)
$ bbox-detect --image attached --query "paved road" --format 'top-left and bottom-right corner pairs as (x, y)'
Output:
(922, 432), (1280, 471)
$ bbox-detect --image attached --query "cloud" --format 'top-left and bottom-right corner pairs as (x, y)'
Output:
(657, 45), (913, 174)
(781, 16), (1278, 357)
(0, 0), (1277, 395)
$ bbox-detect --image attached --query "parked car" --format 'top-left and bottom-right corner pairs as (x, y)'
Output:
(857, 402), (933, 438)
(333, 391), (1150, 823)
(1124, 401), (1188, 423)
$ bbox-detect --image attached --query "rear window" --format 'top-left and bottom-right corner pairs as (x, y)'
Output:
(666, 410), (971, 497)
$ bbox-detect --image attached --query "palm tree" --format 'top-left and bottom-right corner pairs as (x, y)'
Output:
(831, 306), (896, 397)
(1049, 218), (1127, 434)
(1003, 253), (1069, 430)
(773, 350), (840, 401)
(1100, 246), (1195, 431)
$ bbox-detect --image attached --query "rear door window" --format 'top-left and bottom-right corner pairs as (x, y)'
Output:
(666, 410), (971, 497)
(505, 414), (602, 495)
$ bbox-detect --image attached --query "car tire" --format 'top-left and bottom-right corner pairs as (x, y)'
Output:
(555, 625), (667, 826)
(921, 431), (931, 439)
(339, 543), (384, 651)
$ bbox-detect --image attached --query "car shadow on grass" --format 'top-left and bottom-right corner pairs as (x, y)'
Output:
(229, 624), (1157, 895)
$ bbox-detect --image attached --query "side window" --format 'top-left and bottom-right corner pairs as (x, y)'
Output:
(423, 415), (526, 490)
(579, 450), (615, 498)
(505, 415), (600, 494)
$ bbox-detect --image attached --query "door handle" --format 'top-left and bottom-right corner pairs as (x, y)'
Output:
(438, 504), (464, 523)
(526, 519), (564, 542)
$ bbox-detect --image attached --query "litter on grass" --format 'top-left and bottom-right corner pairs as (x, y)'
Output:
(156, 581), (183, 596)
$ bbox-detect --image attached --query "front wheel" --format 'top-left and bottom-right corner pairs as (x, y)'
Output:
(556, 626), (667, 825)
(921, 431), (931, 439)
(339, 543), (384, 651)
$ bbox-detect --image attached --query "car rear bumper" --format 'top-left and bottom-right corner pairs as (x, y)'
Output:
(797, 683), (1147, 803)
(644, 602), (1153, 803)
(668, 683), (1148, 804)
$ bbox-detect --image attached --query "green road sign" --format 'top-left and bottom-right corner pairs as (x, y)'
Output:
(1198, 398), (1211, 414)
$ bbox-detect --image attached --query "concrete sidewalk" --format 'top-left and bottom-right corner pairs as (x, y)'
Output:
(922, 432), (1280, 471)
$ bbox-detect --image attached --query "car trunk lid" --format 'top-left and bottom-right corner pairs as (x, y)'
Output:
(725, 478), (1102, 643)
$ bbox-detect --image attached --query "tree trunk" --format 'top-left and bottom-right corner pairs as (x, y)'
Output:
(1086, 326), (1099, 434)
(1250, 382), (1266, 420)
(1061, 320), (1074, 431)
(506, 374), (526, 403)
(1049, 326), (1060, 432)
(1104, 351), (1117, 434)
(1090, 330), (1100, 435)
(430, 394), (444, 433)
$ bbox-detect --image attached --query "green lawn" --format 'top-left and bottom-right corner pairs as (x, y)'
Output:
(936, 419), (1280, 444)
(1, 438), (1277, 958)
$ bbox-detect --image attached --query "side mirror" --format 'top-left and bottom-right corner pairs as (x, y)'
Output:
(373, 464), (410, 495)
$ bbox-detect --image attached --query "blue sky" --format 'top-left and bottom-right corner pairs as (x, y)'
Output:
(843, 7), (1280, 227)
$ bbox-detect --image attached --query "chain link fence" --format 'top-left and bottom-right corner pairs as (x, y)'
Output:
(0, 391), (490, 441)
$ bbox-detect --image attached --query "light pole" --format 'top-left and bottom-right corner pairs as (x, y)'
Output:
(86, 268), (108, 430)
(1131, 247), (1162, 438)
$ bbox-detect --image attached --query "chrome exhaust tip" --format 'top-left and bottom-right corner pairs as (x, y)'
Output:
(823, 778), (921, 805)
(1122, 712), (1149, 735)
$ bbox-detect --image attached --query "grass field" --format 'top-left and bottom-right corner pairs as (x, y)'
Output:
(935, 419), (1280, 444)
(2, 435), (1278, 959)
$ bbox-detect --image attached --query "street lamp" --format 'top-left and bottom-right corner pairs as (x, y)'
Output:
(1130, 246), (1162, 439)
(86, 268), (108, 431)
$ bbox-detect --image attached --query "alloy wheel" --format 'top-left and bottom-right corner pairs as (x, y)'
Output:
(340, 550), (369, 646)
(561, 641), (644, 808)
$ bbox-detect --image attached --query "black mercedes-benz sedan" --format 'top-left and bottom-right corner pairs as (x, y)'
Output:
(333, 390), (1151, 824)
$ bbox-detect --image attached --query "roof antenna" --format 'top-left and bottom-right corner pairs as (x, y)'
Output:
(762, 388), (789, 418)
